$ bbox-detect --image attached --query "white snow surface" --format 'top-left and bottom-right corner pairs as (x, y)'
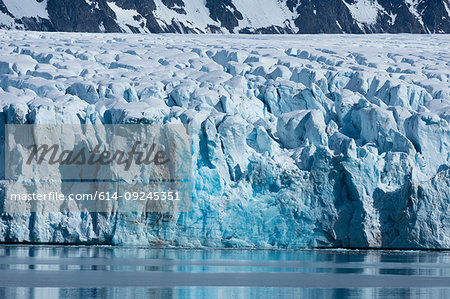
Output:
(0, 31), (449, 248)
(343, 0), (384, 26)
(137, 0), (297, 33)
(2, 0), (48, 19)
(107, 2), (150, 33)
(232, 0), (296, 30)
(445, 1), (450, 18)
(152, 0), (220, 33)
(404, 0), (425, 29)
(0, 12), (17, 29)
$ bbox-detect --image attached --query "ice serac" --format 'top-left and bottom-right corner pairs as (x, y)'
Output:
(0, 31), (449, 249)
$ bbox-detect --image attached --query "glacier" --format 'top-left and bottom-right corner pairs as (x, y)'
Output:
(0, 31), (449, 249)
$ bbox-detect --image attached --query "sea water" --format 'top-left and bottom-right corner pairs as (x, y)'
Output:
(0, 245), (449, 298)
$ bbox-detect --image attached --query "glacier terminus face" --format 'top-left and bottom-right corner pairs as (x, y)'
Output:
(0, 31), (448, 249)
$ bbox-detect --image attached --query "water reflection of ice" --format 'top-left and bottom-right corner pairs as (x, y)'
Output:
(0, 245), (450, 298)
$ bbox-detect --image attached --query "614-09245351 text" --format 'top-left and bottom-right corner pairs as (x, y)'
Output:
(9, 191), (182, 202)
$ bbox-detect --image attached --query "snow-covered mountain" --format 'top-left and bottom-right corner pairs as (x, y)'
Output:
(0, 0), (449, 33)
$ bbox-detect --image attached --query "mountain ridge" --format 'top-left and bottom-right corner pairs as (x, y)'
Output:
(0, 0), (449, 34)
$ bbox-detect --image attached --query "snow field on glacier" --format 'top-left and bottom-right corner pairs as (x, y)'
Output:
(0, 31), (449, 248)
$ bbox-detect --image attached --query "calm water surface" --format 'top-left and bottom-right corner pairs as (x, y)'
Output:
(0, 245), (450, 298)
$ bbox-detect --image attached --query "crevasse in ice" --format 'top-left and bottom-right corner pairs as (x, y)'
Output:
(0, 31), (449, 248)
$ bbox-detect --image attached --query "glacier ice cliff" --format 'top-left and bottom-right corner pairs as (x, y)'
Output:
(0, 31), (449, 249)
